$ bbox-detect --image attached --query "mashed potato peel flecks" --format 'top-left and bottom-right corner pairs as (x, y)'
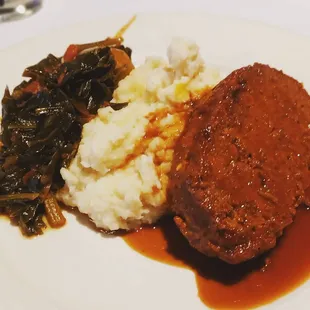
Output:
(58, 37), (221, 231)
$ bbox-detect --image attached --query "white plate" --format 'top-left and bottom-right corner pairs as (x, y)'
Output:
(0, 12), (310, 310)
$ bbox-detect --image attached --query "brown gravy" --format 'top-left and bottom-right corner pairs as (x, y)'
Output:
(123, 208), (310, 309)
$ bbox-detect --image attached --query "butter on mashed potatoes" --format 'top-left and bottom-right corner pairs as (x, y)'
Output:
(57, 37), (220, 231)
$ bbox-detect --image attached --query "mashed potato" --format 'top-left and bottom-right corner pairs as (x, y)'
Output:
(57, 37), (220, 231)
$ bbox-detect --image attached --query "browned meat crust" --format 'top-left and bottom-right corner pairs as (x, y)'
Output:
(169, 63), (310, 264)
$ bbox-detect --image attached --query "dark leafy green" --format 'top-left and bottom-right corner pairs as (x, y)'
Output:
(0, 40), (133, 236)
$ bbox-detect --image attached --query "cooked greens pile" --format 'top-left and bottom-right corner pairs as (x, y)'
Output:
(0, 39), (133, 236)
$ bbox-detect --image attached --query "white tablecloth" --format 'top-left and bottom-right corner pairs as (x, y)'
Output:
(1, 0), (310, 49)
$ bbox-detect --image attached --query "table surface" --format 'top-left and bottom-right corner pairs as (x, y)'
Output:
(1, 0), (310, 50)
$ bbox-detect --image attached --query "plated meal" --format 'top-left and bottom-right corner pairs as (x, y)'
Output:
(1, 15), (310, 310)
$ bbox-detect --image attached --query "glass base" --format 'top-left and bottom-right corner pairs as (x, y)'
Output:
(0, 0), (42, 22)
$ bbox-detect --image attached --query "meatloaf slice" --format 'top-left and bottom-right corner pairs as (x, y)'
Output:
(169, 63), (310, 264)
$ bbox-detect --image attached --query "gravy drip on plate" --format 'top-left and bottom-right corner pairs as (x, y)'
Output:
(123, 208), (310, 309)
